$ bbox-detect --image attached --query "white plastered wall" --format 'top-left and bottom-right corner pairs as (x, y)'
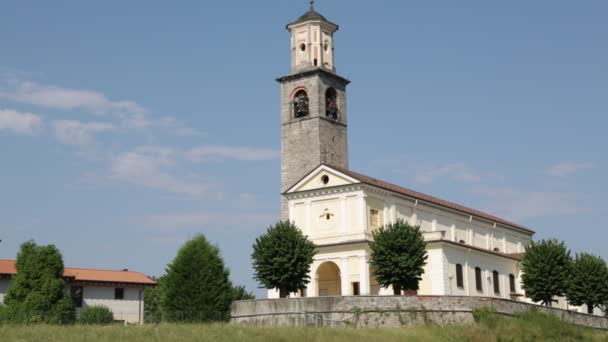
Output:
(79, 286), (145, 324)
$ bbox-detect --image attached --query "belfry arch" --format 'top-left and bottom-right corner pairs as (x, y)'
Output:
(316, 261), (341, 296)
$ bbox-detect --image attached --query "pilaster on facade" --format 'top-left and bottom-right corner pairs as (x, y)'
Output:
(340, 257), (349, 295)
(340, 195), (348, 234)
(358, 193), (368, 234)
(305, 200), (312, 237)
(359, 253), (370, 295)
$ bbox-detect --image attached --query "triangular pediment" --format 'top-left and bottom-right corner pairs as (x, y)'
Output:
(285, 165), (360, 194)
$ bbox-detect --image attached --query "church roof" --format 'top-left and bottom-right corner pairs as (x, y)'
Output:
(287, 164), (534, 234)
(0, 260), (156, 286)
(288, 8), (338, 28)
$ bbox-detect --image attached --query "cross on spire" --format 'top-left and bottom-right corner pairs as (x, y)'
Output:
(310, 0), (315, 10)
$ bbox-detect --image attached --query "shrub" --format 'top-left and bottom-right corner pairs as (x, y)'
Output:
(472, 306), (499, 328)
(79, 306), (114, 325)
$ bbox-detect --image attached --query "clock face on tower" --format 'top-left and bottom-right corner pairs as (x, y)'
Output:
(318, 208), (336, 231)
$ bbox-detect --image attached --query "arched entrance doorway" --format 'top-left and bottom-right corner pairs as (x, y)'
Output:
(316, 261), (341, 296)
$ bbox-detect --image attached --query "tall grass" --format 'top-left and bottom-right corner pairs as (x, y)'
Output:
(0, 310), (606, 342)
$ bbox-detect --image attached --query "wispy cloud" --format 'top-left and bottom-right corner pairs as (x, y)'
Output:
(474, 187), (588, 222)
(109, 146), (211, 197)
(185, 146), (279, 162)
(546, 161), (594, 177)
(53, 120), (115, 147)
(0, 80), (145, 115)
(0, 108), (43, 135)
(413, 162), (484, 185)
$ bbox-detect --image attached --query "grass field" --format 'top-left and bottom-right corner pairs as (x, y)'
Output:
(0, 311), (606, 341)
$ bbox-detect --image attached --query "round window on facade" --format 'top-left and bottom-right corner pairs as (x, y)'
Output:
(300, 43), (306, 52)
(321, 175), (330, 185)
(324, 42), (329, 52)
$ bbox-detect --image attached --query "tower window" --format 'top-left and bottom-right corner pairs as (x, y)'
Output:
(325, 88), (338, 120)
(293, 90), (309, 118)
(300, 43), (306, 52)
(456, 264), (464, 289)
(324, 42), (329, 52)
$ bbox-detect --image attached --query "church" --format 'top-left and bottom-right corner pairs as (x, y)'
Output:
(268, 4), (601, 316)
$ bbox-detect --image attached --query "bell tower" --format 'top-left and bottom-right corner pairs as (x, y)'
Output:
(278, 2), (350, 218)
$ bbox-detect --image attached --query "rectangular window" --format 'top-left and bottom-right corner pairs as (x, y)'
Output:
(300, 288), (307, 298)
(493, 271), (500, 295)
(509, 274), (516, 293)
(456, 264), (464, 288)
(352, 282), (360, 296)
(115, 288), (125, 300)
(70, 286), (83, 308)
(475, 267), (483, 292)
(370, 209), (380, 228)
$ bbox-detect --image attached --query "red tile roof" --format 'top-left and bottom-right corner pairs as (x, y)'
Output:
(0, 260), (155, 286)
(292, 165), (534, 234)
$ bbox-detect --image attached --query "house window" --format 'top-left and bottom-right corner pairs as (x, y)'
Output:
(300, 288), (307, 298)
(493, 271), (500, 295)
(509, 274), (516, 293)
(70, 286), (83, 308)
(352, 282), (360, 296)
(456, 264), (464, 288)
(115, 288), (125, 300)
(370, 209), (380, 228)
(475, 267), (483, 292)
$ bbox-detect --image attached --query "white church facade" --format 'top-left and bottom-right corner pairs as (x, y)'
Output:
(270, 5), (602, 316)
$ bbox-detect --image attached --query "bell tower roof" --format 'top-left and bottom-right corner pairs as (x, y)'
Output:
(288, 8), (337, 28)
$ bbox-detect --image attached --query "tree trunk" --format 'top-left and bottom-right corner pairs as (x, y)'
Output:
(393, 285), (401, 295)
(279, 289), (289, 298)
(587, 304), (593, 315)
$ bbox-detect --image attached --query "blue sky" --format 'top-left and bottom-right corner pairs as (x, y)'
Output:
(0, 1), (606, 296)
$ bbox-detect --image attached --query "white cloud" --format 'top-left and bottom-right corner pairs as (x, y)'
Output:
(109, 146), (210, 197)
(413, 162), (483, 185)
(53, 120), (115, 147)
(0, 109), (43, 135)
(474, 187), (587, 222)
(546, 161), (594, 177)
(0, 81), (145, 115)
(185, 146), (279, 162)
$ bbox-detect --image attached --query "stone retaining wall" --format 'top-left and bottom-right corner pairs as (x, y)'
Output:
(231, 296), (608, 330)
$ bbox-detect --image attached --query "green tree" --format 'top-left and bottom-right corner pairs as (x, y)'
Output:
(368, 220), (428, 295)
(144, 276), (163, 323)
(565, 253), (608, 314)
(161, 235), (233, 322)
(520, 239), (572, 306)
(3, 240), (75, 324)
(252, 221), (316, 298)
(232, 285), (255, 301)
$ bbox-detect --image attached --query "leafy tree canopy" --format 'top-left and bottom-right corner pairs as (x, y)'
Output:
(144, 276), (163, 323)
(521, 239), (572, 306)
(369, 220), (428, 294)
(565, 253), (608, 314)
(3, 240), (75, 324)
(232, 285), (255, 301)
(252, 221), (316, 298)
(161, 235), (233, 322)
